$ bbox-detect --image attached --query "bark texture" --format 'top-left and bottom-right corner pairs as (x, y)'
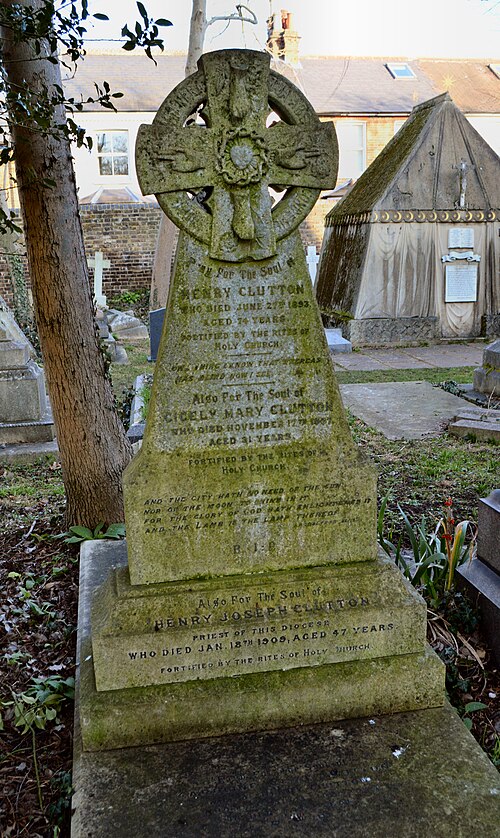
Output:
(1, 0), (132, 525)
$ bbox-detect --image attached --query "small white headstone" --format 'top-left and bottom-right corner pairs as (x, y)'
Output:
(306, 245), (320, 284)
(87, 251), (110, 307)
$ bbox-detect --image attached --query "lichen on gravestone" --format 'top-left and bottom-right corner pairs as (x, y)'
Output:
(125, 49), (376, 585)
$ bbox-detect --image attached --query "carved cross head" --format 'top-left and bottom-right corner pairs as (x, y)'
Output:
(136, 50), (338, 263)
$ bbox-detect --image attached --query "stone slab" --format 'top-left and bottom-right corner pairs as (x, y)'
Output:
(0, 359), (48, 424)
(0, 439), (59, 463)
(333, 354), (387, 371)
(474, 367), (500, 397)
(0, 339), (30, 368)
(332, 342), (485, 372)
(339, 381), (468, 440)
(449, 418), (500, 443)
(325, 328), (352, 354)
(457, 557), (500, 668)
(149, 307), (165, 362)
(359, 350), (433, 370)
(483, 338), (500, 369)
(79, 540), (444, 750)
(478, 490), (500, 574)
(405, 344), (484, 367)
(0, 301), (35, 355)
(124, 233), (378, 586)
(72, 701), (500, 838)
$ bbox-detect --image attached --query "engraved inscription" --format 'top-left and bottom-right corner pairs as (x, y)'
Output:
(93, 571), (412, 690)
(141, 481), (373, 537)
(445, 263), (478, 303)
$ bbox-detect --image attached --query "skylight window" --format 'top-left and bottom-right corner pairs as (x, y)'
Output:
(489, 64), (500, 79)
(386, 62), (416, 80)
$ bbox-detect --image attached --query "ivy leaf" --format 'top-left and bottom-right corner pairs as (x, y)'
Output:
(136, 2), (148, 23)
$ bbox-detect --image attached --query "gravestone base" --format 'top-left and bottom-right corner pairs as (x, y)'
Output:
(80, 540), (444, 751)
(345, 316), (439, 347)
(72, 707), (500, 838)
(0, 416), (54, 444)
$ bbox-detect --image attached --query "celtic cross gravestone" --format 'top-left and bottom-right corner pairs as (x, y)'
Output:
(81, 51), (444, 749)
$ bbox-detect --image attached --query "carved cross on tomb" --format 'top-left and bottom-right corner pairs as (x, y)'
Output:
(136, 50), (338, 263)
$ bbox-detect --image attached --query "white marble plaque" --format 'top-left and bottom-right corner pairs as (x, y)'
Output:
(448, 228), (474, 249)
(445, 263), (478, 303)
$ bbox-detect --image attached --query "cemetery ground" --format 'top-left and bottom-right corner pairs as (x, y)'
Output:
(0, 341), (499, 836)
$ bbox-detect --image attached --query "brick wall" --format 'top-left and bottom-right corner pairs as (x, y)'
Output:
(0, 203), (163, 306)
(80, 203), (162, 298)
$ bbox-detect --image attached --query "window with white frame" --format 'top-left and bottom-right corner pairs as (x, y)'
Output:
(386, 62), (416, 80)
(96, 131), (129, 176)
(335, 121), (366, 179)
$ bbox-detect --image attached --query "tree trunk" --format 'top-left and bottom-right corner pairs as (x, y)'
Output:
(150, 0), (207, 308)
(185, 0), (207, 77)
(0, 0), (132, 526)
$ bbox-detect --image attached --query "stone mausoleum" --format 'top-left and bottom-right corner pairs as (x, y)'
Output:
(316, 93), (500, 346)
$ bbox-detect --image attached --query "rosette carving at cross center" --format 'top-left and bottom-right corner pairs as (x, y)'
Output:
(216, 128), (269, 186)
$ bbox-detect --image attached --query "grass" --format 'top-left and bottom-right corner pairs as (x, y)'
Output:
(348, 417), (498, 536)
(335, 366), (475, 385)
(109, 339), (151, 397)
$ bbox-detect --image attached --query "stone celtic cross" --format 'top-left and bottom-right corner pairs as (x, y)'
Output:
(136, 50), (338, 262)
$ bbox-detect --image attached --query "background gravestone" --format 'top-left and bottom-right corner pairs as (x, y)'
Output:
(0, 305), (54, 444)
(458, 489), (500, 666)
(473, 338), (500, 398)
(80, 50), (444, 750)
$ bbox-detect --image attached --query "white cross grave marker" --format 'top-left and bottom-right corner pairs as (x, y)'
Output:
(87, 251), (110, 307)
(306, 245), (320, 285)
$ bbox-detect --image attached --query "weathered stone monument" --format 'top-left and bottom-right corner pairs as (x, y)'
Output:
(473, 338), (500, 400)
(458, 489), (500, 667)
(79, 50), (443, 750)
(0, 300), (54, 444)
(316, 93), (500, 345)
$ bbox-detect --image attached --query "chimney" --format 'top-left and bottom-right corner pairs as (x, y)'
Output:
(266, 8), (301, 67)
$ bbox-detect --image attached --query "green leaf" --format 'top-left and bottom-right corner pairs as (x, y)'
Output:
(104, 523), (126, 539)
(155, 18), (172, 26)
(122, 41), (136, 51)
(463, 717), (473, 730)
(93, 13), (109, 20)
(464, 701), (488, 714)
(69, 525), (94, 539)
